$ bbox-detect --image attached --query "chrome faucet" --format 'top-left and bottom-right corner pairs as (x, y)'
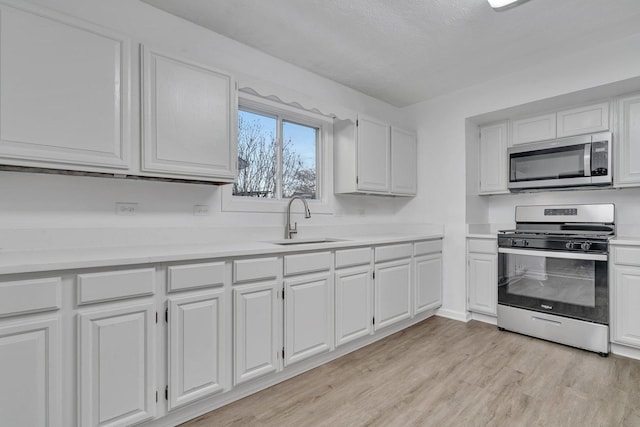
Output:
(285, 196), (311, 239)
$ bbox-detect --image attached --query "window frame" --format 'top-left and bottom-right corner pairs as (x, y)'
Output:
(222, 92), (333, 214)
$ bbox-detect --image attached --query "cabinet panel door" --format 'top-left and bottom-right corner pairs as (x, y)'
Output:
(616, 94), (640, 186)
(511, 113), (556, 145)
(0, 318), (59, 427)
(479, 122), (508, 194)
(234, 282), (279, 385)
(284, 272), (332, 365)
(414, 253), (442, 315)
(142, 46), (236, 180)
(335, 266), (372, 346)
(356, 115), (390, 192)
(390, 127), (417, 195)
(556, 102), (609, 138)
(468, 253), (497, 316)
(79, 303), (155, 427)
(0, 5), (130, 170)
(168, 289), (227, 409)
(612, 266), (640, 348)
(374, 259), (411, 330)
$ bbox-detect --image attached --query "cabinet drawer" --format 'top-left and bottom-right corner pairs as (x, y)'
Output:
(284, 252), (332, 276)
(614, 246), (640, 267)
(233, 257), (279, 283)
(467, 239), (497, 254)
(77, 268), (155, 305)
(0, 277), (62, 318)
(335, 247), (371, 269)
(374, 244), (413, 263)
(168, 261), (226, 292)
(414, 240), (443, 256)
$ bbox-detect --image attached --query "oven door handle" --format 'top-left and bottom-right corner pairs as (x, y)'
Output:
(498, 247), (607, 261)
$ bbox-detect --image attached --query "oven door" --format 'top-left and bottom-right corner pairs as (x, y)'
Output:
(498, 247), (608, 324)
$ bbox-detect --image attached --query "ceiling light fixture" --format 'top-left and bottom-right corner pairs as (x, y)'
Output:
(487, 0), (527, 11)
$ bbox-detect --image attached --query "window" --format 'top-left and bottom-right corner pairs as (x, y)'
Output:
(234, 108), (319, 200)
(222, 92), (332, 214)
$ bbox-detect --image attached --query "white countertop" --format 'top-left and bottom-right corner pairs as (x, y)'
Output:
(0, 231), (443, 275)
(610, 237), (640, 246)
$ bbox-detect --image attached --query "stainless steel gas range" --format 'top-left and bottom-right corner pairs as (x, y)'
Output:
(497, 204), (615, 356)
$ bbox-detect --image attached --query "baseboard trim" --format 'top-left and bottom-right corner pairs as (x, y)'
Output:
(610, 343), (640, 361)
(435, 308), (470, 322)
(470, 311), (497, 325)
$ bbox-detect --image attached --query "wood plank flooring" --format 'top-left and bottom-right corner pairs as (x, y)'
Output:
(182, 317), (640, 427)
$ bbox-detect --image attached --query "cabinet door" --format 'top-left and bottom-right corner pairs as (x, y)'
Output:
(557, 102), (609, 138)
(374, 258), (411, 330)
(234, 282), (279, 385)
(478, 122), (508, 194)
(335, 266), (372, 347)
(0, 318), (60, 427)
(616, 94), (640, 186)
(284, 272), (332, 365)
(511, 113), (556, 145)
(356, 115), (390, 192)
(0, 5), (131, 170)
(79, 302), (155, 427)
(467, 253), (497, 316)
(414, 253), (442, 315)
(390, 127), (417, 195)
(612, 266), (640, 348)
(142, 46), (237, 180)
(168, 289), (227, 410)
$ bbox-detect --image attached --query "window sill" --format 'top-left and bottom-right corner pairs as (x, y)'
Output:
(221, 189), (333, 215)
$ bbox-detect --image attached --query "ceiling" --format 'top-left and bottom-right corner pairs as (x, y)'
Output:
(140, 0), (640, 107)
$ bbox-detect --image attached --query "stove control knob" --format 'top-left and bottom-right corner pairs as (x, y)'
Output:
(565, 241), (574, 249)
(511, 239), (517, 247)
(581, 242), (592, 251)
(523, 240), (529, 247)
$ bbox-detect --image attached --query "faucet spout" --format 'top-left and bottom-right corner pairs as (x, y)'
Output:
(285, 196), (311, 239)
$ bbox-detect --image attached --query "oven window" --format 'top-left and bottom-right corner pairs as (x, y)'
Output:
(502, 254), (595, 307)
(510, 145), (586, 182)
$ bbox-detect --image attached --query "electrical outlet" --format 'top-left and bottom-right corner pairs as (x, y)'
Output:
(193, 204), (210, 216)
(115, 202), (138, 216)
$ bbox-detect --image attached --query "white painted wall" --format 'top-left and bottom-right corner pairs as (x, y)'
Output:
(0, 0), (416, 238)
(405, 31), (640, 320)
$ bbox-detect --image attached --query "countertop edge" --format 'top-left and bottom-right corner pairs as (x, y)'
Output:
(0, 232), (444, 275)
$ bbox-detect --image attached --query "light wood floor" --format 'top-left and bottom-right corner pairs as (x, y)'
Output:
(182, 317), (640, 427)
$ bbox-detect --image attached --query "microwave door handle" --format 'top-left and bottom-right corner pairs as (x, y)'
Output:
(584, 143), (591, 177)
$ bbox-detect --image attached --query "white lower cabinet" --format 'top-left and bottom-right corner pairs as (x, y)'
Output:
(78, 302), (156, 427)
(467, 238), (498, 316)
(374, 258), (412, 330)
(335, 265), (373, 346)
(233, 281), (280, 385)
(284, 272), (332, 365)
(168, 289), (227, 410)
(611, 246), (640, 349)
(414, 253), (443, 315)
(0, 317), (60, 427)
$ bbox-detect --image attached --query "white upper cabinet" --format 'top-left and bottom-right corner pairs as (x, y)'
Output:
(142, 46), (237, 181)
(356, 115), (390, 193)
(615, 93), (640, 187)
(390, 127), (417, 195)
(334, 115), (417, 196)
(556, 102), (609, 138)
(0, 4), (131, 171)
(510, 113), (556, 146)
(478, 121), (508, 194)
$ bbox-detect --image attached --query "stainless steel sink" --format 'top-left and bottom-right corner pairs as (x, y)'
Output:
(270, 237), (346, 245)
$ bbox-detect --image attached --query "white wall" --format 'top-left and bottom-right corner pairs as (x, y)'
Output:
(0, 0), (418, 238)
(404, 31), (640, 320)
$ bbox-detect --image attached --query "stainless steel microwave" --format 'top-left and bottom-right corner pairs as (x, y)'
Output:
(508, 132), (611, 191)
